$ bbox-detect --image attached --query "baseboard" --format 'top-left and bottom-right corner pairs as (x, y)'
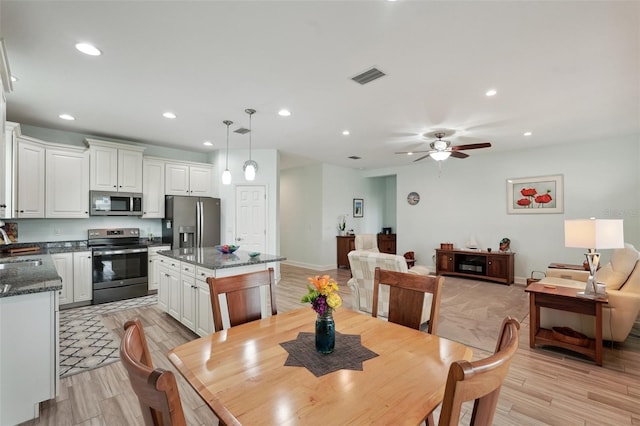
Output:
(281, 260), (337, 271)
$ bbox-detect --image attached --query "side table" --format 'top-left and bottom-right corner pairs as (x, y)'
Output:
(525, 281), (608, 366)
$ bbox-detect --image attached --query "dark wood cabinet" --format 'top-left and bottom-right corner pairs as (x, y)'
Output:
(336, 236), (355, 269)
(377, 234), (396, 255)
(435, 249), (515, 284)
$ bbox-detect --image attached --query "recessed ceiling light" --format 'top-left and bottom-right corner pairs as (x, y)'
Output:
(407, 152), (413, 156)
(59, 114), (75, 121)
(342, 130), (350, 136)
(485, 89), (497, 97)
(162, 112), (177, 119)
(524, 131), (532, 136)
(10, 76), (17, 82)
(75, 43), (102, 56)
(203, 141), (213, 146)
(278, 109), (291, 117)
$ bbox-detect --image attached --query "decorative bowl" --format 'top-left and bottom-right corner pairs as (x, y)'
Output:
(215, 244), (240, 254)
(249, 252), (260, 258)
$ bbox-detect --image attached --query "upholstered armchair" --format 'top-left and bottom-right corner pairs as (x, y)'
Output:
(347, 250), (434, 326)
(539, 244), (640, 342)
(354, 234), (379, 252)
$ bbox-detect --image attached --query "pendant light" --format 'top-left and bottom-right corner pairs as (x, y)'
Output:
(243, 108), (258, 181)
(221, 120), (233, 185)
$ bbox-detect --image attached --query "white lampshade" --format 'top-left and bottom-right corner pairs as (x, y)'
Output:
(564, 219), (624, 249)
(221, 169), (231, 185)
(429, 151), (451, 161)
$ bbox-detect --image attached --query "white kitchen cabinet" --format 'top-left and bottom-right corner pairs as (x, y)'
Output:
(1, 123), (18, 219)
(148, 245), (171, 291)
(53, 251), (93, 306)
(180, 262), (196, 331)
(0, 290), (58, 425)
(46, 148), (89, 218)
(16, 138), (45, 218)
(72, 251), (93, 303)
(157, 263), (169, 312)
(86, 139), (144, 192)
(157, 255), (181, 320)
(165, 161), (214, 197)
(51, 252), (73, 305)
(142, 158), (165, 218)
(195, 266), (214, 336)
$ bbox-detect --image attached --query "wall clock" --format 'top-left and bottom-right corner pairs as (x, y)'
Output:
(407, 192), (420, 205)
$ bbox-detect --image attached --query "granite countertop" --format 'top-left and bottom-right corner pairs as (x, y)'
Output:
(158, 247), (286, 270)
(0, 254), (62, 298)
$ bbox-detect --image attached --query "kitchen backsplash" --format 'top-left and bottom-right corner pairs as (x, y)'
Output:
(6, 218), (162, 243)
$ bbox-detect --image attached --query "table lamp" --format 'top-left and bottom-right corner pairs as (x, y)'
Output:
(564, 218), (624, 298)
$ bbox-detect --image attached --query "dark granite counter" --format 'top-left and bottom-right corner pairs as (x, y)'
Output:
(158, 247), (286, 270)
(0, 254), (62, 297)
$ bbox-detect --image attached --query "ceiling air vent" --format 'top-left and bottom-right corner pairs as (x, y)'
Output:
(348, 156), (361, 160)
(351, 67), (386, 85)
(234, 127), (250, 134)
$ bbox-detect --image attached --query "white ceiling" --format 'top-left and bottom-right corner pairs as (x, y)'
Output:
(1, 1), (638, 170)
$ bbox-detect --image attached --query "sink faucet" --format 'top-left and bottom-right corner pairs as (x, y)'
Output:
(0, 220), (10, 245)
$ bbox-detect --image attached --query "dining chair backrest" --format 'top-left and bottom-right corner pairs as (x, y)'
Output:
(430, 316), (520, 426)
(372, 267), (443, 333)
(120, 319), (186, 426)
(207, 267), (277, 331)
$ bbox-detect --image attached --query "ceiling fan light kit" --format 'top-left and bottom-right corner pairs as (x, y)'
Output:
(395, 130), (492, 163)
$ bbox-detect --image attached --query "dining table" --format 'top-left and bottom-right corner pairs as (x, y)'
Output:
(168, 308), (472, 425)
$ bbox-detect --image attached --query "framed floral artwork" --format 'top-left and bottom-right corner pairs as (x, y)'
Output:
(353, 198), (364, 218)
(507, 174), (564, 214)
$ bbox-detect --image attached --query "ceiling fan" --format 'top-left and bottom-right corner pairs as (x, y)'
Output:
(396, 131), (492, 162)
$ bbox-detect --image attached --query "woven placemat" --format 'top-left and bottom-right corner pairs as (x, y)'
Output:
(280, 332), (378, 377)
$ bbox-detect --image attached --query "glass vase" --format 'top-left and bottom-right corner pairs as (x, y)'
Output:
(315, 311), (335, 354)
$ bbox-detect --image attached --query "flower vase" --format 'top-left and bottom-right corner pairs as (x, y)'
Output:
(315, 311), (335, 354)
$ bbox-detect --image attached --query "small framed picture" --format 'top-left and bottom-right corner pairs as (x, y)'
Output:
(506, 174), (564, 214)
(353, 198), (364, 218)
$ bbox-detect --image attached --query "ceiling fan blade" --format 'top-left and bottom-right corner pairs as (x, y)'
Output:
(394, 150), (430, 155)
(413, 154), (431, 162)
(451, 142), (491, 151)
(450, 151), (469, 159)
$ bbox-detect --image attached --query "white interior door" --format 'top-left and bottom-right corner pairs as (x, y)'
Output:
(235, 185), (266, 253)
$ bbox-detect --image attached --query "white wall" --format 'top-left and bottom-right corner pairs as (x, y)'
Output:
(387, 136), (639, 280)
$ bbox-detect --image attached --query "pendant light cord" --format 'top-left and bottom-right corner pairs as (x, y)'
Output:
(223, 120), (233, 169)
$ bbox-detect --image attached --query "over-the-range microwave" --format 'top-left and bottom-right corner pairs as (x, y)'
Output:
(90, 191), (143, 216)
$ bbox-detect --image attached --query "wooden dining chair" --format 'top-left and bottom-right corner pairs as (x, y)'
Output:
(120, 319), (186, 426)
(207, 267), (277, 331)
(372, 267), (444, 333)
(425, 316), (520, 426)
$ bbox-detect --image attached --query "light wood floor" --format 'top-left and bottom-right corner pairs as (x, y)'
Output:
(21, 264), (640, 425)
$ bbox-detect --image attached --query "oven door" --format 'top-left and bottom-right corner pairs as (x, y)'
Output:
(92, 247), (148, 303)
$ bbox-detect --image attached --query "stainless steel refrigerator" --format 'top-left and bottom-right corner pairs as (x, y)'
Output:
(162, 196), (221, 249)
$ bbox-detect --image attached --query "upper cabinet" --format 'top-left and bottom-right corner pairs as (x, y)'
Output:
(15, 135), (88, 219)
(46, 148), (89, 218)
(0, 44), (14, 220)
(142, 158), (165, 218)
(165, 162), (213, 197)
(1, 123), (18, 219)
(86, 139), (144, 193)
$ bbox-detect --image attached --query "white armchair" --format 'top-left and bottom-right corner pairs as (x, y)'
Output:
(354, 234), (379, 252)
(347, 250), (434, 326)
(539, 244), (640, 342)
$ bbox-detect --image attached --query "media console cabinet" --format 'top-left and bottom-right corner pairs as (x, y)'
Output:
(435, 248), (515, 284)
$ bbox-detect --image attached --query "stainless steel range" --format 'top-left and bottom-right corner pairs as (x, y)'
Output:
(88, 228), (148, 304)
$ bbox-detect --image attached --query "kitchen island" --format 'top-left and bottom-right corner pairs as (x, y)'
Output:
(0, 254), (61, 425)
(156, 247), (286, 336)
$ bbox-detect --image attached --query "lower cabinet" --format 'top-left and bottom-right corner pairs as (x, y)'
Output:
(52, 251), (92, 307)
(157, 255), (271, 335)
(0, 291), (58, 425)
(148, 245), (171, 292)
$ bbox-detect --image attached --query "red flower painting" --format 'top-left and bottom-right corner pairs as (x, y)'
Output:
(508, 175), (563, 214)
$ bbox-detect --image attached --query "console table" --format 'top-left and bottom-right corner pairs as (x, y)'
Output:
(525, 281), (607, 365)
(435, 248), (515, 284)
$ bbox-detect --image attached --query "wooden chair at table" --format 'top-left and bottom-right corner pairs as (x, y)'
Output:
(372, 267), (444, 334)
(120, 319), (186, 426)
(425, 316), (520, 426)
(207, 267), (277, 331)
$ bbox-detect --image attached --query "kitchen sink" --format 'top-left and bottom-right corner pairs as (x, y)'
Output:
(0, 258), (43, 270)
